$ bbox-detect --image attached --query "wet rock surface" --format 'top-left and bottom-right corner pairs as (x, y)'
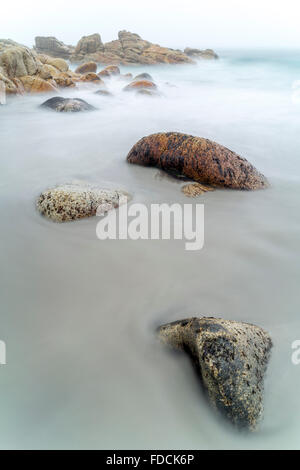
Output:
(127, 132), (269, 190)
(40, 96), (95, 112)
(37, 182), (129, 222)
(158, 317), (272, 430)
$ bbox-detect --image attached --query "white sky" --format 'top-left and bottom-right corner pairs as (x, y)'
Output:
(2, 0), (300, 49)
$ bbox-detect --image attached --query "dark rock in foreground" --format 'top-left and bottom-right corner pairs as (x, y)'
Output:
(40, 96), (95, 112)
(127, 132), (269, 190)
(158, 317), (272, 430)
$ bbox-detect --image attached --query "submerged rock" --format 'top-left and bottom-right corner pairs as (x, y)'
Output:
(95, 89), (113, 97)
(181, 182), (215, 197)
(127, 132), (268, 190)
(123, 80), (157, 92)
(75, 61), (97, 74)
(37, 182), (129, 222)
(158, 317), (272, 430)
(40, 96), (95, 112)
(133, 72), (154, 81)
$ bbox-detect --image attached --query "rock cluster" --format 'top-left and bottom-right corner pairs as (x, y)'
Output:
(59, 31), (195, 65)
(37, 182), (128, 222)
(158, 317), (272, 430)
(184, 47), (218, 59)
(127, 132), (269, 190)
(0, 40), (103, 95)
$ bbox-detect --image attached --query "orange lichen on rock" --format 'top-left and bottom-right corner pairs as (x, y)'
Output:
(127, 132), (269, 190)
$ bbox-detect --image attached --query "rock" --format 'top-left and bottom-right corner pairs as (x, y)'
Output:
(53, 73), (76, 88)
(158, 317), (272, 430)
(19, 76), (57, 93)
(0, 45), (41, 78)
(98, 65), (120, 78)
(95, 89), (113, 97)
(71, 34), (104, 62)
(134, 72), (153, 81)
(79, 72), (102, 83)
(123, 80), (157, 92)
(37, 54), (69, 72)
(40, 96), (95, 112)
(75, 61), (97, 74)
(184, 47), (219, 59)
(70, 30), (193, 65)
(136, 89), (158, 97)
(37, 182), (128, 222)
(181, 182), (215, 197)
(34, 36), (73, 59)
(127, 132), (268, 190)
(0, 79), (6, 104)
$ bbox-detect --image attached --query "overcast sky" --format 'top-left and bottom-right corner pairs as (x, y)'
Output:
(2, 0), (300, 49)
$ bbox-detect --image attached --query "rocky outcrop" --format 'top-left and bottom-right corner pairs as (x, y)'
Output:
(75, 61), (97, 74)
(34, 36), (73, 59)
(70, 34), (104, 63)
(19, 76), (57, 93)
(184, 47), (218, 59)
(40, 97), (95, 112)
(37, 182), (128, 222)
(127, 132), (269, 190)
(0, 43), (41, 78)
(158, 317), (272, 430)
(70, 30), (193, 65)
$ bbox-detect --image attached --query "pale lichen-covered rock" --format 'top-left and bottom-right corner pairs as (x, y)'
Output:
(71, 34), (104, 63)
(40, 96), (95, 112)
(37, 54), (69, 72)
(184, 47), (219, 59)
(0, 45), (41, 78)
(127, 132), (269, 190)
(34, 36), (73, 59)
(158, 317), (272, 430)
(37, 182), (129, 222)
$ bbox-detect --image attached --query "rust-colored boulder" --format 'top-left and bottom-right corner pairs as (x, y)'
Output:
(127, 132), (269, 190)
(75, 61), (97, 74)
(19, 76), (57, 93)
(98, 65), (120, 77)
(123, 80), (157, 92)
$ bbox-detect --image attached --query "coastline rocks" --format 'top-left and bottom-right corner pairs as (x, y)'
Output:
(127, 132), (268, 190)
(184, 47), (219, 60)
(34, 36), (73, 59)
(37, 182), (129, 222)
(37, 55), (69, 72)
(98, 65), (120, 78)
(123, 80), (157, 92)
(19, 76), (57, 93)
(40, 96), (95, 112)
(158, 317), (272, 430)
(75, 61), (97, 74)
(69, 30), (193, 65)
